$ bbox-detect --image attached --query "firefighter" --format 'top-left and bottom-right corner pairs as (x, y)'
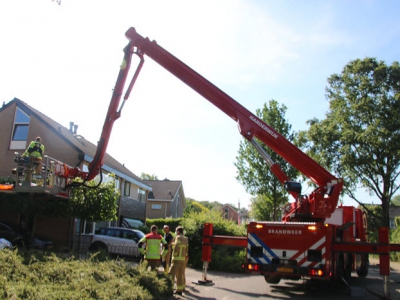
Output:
(23, 136), (45, 182)
(169, 226), (188, 295)
(162, 224), (174, 274)
(138, 225), (168, 271)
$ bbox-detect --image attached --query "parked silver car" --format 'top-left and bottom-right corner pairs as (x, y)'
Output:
(89, 227), (145, 258)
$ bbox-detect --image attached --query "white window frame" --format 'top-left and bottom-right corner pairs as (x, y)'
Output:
(138, 189), (145, 202)
(10, 107), (30, 150)
(124, 181), (131, 196)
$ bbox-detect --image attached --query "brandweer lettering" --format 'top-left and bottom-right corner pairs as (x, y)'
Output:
(249, 115), (278, 139)
(268, 229), (302, 235)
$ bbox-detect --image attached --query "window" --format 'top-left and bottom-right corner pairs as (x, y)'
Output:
(390, 220), (396, 229)
(138, 189), (146, 202)
(10, 107), (30, 150)
(75, 219), (111, 235)
(75, 220), (94, 235)
(123, 231), (139, 242)
(152, 204), (161, 210)
(95, 221), (111, 233)
(124, 181), (131, 196)
(108, 229), (122, 238)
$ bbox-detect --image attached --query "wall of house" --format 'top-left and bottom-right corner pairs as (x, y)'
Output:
(0, 208), (72, 249)
(0, 103), (78, 250)
(146, 201), (170, 219)
(119, 195), (146, 222)
(168, 188), (185, 218)
(0, 103), (82, 178)
(0, 102), (19, 177)
(222, 205), (239, 223)
(35, 216), (72, 249)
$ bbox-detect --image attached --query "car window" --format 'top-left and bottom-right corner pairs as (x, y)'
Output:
(135, 231), (145, 240)
(108, 229), (121, 238)
(123, 231), (138, 242)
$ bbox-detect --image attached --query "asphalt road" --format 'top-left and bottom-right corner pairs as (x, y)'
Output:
(169, 258), (400, 300)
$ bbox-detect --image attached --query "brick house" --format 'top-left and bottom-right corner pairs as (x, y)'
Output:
(221, 204), (239, 223)
(0, 98), (152, 249)
(142, 179), (186, 219)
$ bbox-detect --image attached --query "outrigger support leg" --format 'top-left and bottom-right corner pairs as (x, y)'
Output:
(197, 261), (213, 286)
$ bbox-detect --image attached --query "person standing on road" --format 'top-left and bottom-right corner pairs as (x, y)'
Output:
(162, 224), (174, 273)
(138, 225), (168, 271)
(169, 226), (188, 296)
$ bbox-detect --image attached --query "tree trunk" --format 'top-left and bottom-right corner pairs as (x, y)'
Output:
(381, 195), (390, 228)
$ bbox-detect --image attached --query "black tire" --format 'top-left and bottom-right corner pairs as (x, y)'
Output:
(89, 242), (108, 253)
(264, 275), (281, 284)
(345, 255), (352, 282)
(357, 254), (369, 278)
(335, 254), (345, 284)
(13, 239), (25, 250)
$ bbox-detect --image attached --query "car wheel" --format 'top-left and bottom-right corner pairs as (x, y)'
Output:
(89, 242), (108, 253)
(13, 239), (25, 250)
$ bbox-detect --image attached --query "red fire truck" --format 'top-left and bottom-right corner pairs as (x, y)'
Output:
(117, 28), (400, 293)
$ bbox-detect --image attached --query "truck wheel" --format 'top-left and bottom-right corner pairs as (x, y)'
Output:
(357, 254), (369, 278)
(345, 255), (352, 282)
(264, 275), (281, 284)
(335, 254), (345, 284)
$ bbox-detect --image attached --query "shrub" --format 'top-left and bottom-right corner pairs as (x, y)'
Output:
(0, 249), (173, 299)
(181, 210), (247, 272)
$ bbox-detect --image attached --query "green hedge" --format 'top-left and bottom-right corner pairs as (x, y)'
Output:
(145, 218), (183, 235)
(145, 211), (247, 273)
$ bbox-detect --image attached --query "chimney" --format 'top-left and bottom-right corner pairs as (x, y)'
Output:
(73, 124), (78, 134)
(69, 122), (74, 132)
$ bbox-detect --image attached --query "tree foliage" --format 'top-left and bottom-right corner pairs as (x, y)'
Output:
(392, 194), (400, 206)
(250, 194), (277, 221)
(181, 210), (246, 272)
(140, 173), (159, 180)
(197, 200), (222, 211)
(300, 58), (400, 227)
(69, 174), (119, 223)
(235, 100), (299, 220)
(183, 198), (209, 216)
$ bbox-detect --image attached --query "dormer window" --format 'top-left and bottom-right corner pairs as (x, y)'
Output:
(10, 107), (30, 150)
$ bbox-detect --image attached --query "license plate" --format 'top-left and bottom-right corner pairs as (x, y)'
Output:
(277, 267), (293, 273)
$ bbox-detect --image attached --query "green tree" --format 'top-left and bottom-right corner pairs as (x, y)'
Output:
(198, 200), (222, 211)
(184, 198), (209, 216)
(235, 100), (299, 220)
(69, 174), (119, 242)
(250, 194), (277, 221)
(301, 58), (400, 227)
(392, 195), (400, 206)
(140, 173), (159, 180)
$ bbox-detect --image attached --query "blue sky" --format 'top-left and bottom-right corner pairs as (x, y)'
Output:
(1, 0), (399, 209)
